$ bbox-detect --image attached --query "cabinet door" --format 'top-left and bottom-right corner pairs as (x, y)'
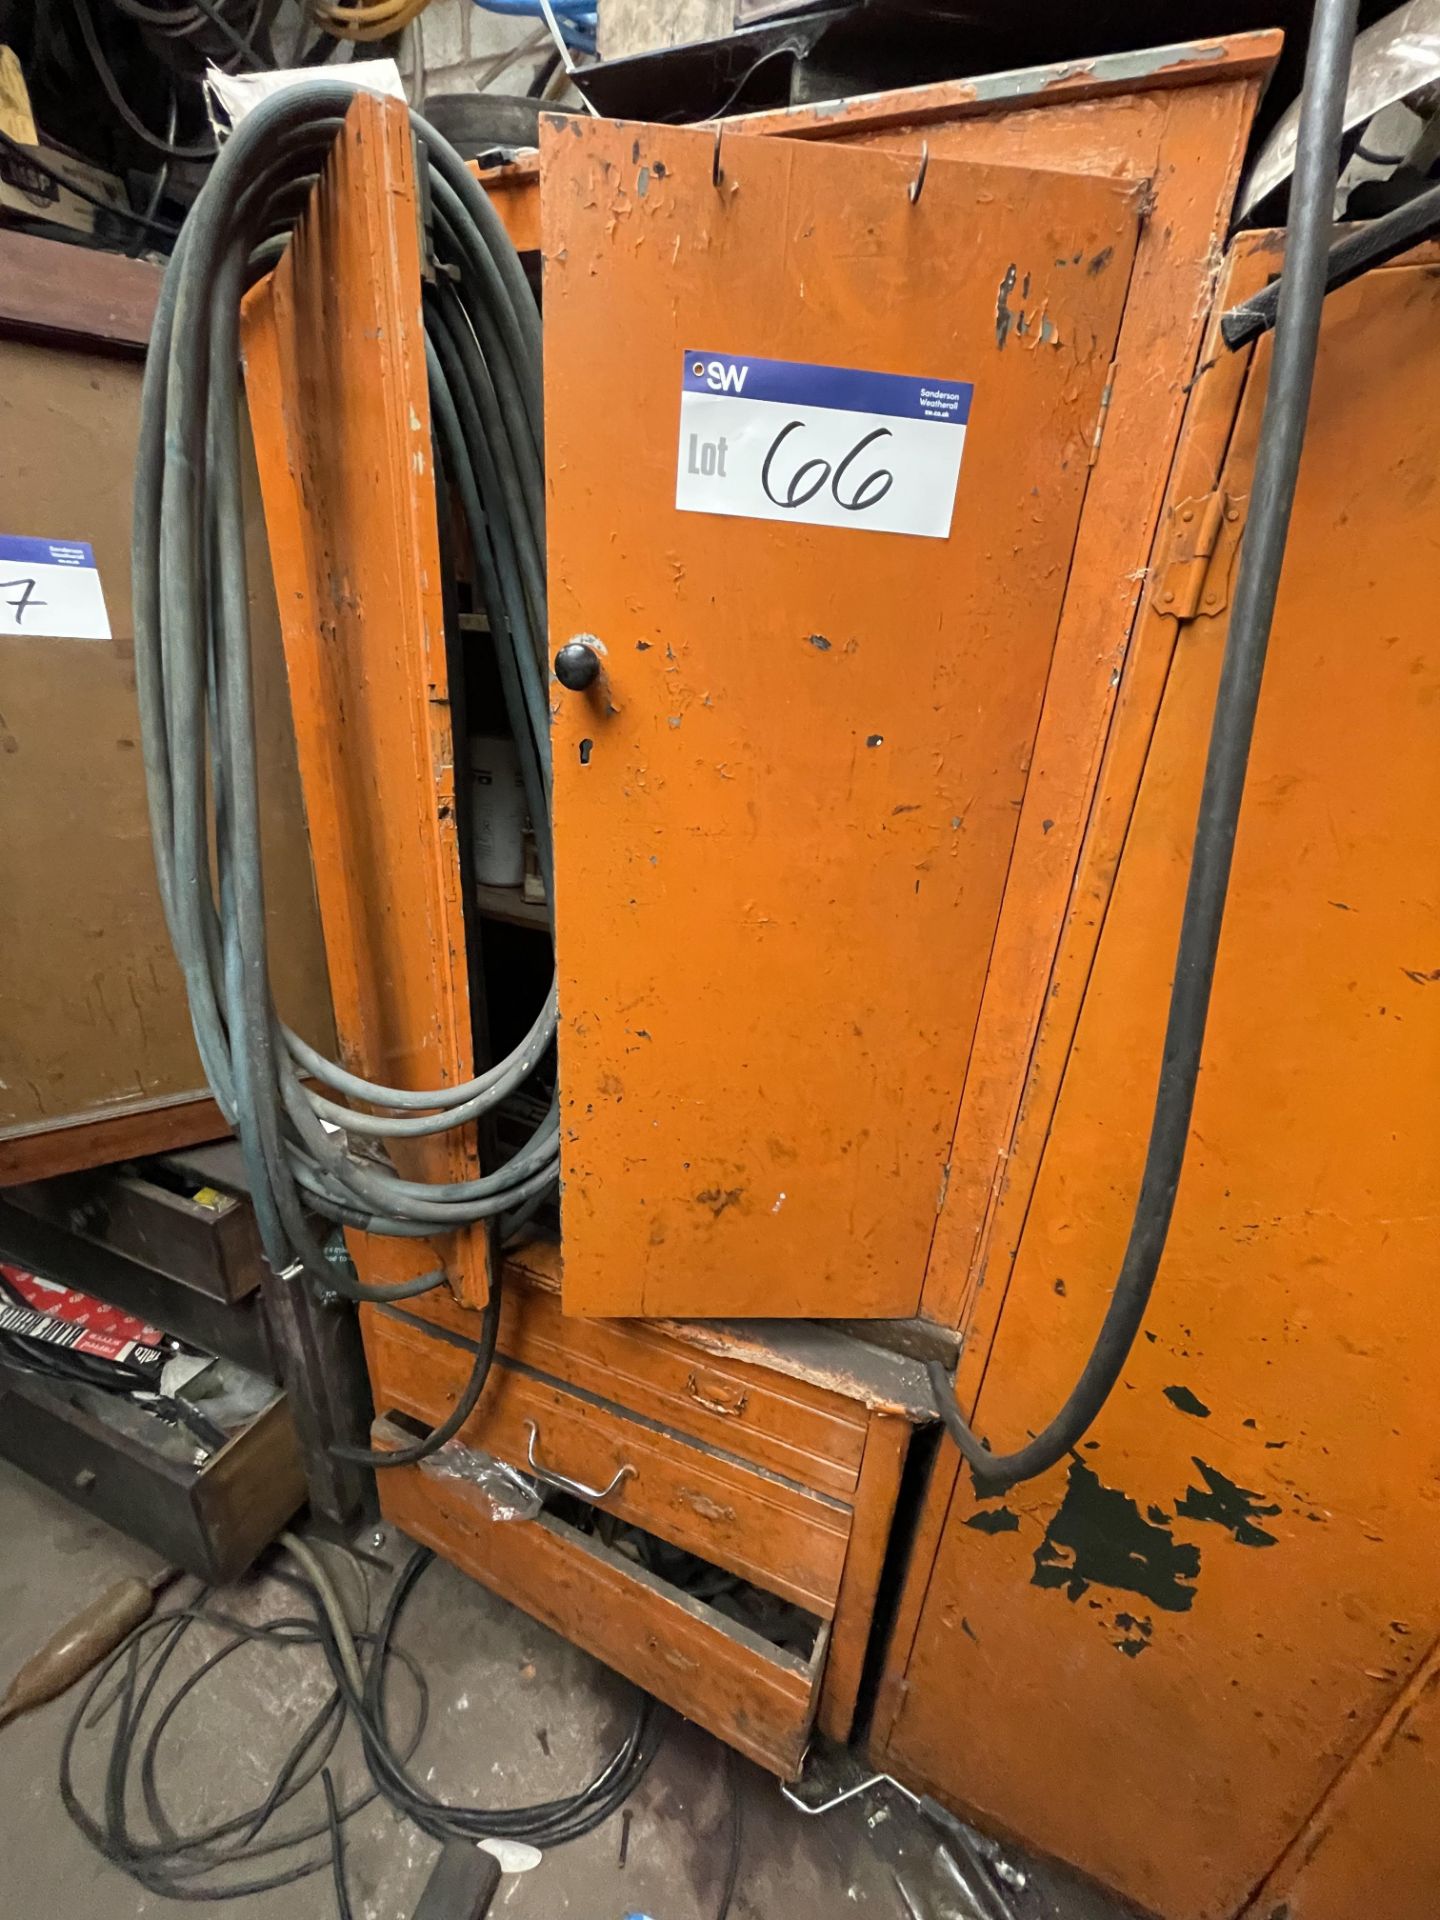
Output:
(543, 118), (1141, 1319)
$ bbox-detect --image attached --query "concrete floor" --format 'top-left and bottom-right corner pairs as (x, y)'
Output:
(0, 1460), (1134, 1920)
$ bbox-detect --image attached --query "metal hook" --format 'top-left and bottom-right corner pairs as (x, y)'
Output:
(908, 141), (929, 206)
(712, 123), (724, 188)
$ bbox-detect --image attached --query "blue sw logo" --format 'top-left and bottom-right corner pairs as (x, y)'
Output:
(691, 357), (749, 394)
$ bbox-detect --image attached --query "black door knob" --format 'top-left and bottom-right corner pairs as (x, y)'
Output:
(554, 640), (601, 691)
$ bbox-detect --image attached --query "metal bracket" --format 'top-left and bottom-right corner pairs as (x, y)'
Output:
(1152, 489), (1248, 621)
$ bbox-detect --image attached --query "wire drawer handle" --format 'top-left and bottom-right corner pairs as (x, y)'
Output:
(523, 1419), (636, 1502)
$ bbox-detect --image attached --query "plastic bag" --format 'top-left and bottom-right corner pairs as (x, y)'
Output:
(419, 1441), (542, 1522)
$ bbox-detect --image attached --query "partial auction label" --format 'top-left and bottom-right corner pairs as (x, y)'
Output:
(676, 350), (972, 540)
(0, 534), (112, 639)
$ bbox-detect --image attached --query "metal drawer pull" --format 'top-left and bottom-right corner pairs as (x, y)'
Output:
(523, 1420), (635, 1502)
(684, 1372), (748, 1418)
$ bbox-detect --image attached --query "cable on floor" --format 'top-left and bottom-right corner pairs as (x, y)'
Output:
(133, 84), (559, 1345)
(60, 1542), (661, 1907)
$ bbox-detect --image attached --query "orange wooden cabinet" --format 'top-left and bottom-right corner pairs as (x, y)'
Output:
(535, 35), (1275, 1326)
(869, 237), (1440, 1920)
(361, 1251), (933, 1777)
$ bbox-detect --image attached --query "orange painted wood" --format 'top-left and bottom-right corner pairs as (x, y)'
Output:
(404, 1256), (873, 1498)
(874, 259), (1440, 1920)
(1242, 1637), (1440, 1920)
(904, 75), (1267, 1328)
(241, 94), (489, 1306)
(817, 1410), (909, 1743)
(374, 1418), (826, 1777)
(472, 159), (540, 253)
(948, 236), (1277, 1400)
(543, 117), (1142, 1321)
(474, 31), (1281, 251)
(0, 1094), (228, 1185)
(734, 31), (1281, 141)
(363, 1305), (851, 1616)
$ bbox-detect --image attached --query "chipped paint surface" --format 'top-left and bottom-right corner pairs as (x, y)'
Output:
(540, 115), (1143, 1322)
(882, 251), (1440, 1920)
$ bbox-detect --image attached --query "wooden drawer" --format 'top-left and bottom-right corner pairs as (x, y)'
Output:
(365, 1305), (850, 1617)
(373, 1416), (827, 1778)
(408, 1265), (871, 1499)
(0, 1365), (304, 1583)
(7, 1164), (265, 1303)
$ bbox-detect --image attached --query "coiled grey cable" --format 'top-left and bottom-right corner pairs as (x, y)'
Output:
(134, 83), (558, 1305)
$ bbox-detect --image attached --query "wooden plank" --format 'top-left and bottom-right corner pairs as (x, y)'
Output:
(364, 1306), (851, 1615)
(0, 1094), (228, 1186)
(817, 1410), (909, 1743)
(375, 1420), (825, 1777)
(735, 30), (1283, 138)
(543, 117), (1142, 1321)
(400, 1267), (871, 1498)
(240, 93), (489, 1307)
(0, 227), (159, 352)
(0, 335), (333, 1151)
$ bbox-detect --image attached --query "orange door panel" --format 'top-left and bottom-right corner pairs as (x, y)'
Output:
(242, 97), (490, 1306)
(542, 118), (1143, 1319)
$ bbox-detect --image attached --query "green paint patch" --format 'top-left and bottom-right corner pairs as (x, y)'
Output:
(965, 1507), (1020, 1535)
(1031, 1460), (1199, 1613)
(1163, 1385), (1211, 1418)
(1176, 1458), (1281, 1548)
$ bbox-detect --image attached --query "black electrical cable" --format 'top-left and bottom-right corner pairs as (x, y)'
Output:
(134, 85), (560, 1318)
(928, 0), (1362, 1489)
(1221, 175), (1440, 349)
(715, 1746), (743, 1920)
(329, 1272), (502, 1468)
(72, 0), (219, 159)
(321, 1770), (353, 1920)
(0, 128), (181, 237)
(62, 1545), (660, 1908)
(107, 0), (269, 69)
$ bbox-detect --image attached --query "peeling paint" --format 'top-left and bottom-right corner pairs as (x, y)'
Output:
(965, 1507), (1020, 1535)
(695, 1187), (743, 1218)
(1112, 1611), (1154, 1658)
(1163, 1385), (1212, 1418)
(1031, 1460), (1200, 1612)
(995, 263), (1018, 349)
(1176, 1458), (1281, 1548)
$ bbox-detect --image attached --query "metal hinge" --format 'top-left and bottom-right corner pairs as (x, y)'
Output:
(1151, 488), (1248, 621)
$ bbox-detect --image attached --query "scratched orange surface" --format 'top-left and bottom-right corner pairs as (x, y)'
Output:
(541, 118), (1142, 1320)
(242, 96), (489, 1306)
(877, 259), (1440, 1919)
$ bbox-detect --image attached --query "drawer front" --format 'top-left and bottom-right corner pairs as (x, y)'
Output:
(404, 1276), (869, 1498)
(374, 1418), (825, 1778)
(365, 1306), (852, 1617)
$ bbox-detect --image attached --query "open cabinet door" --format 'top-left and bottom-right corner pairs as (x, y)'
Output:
(543, 117), (1144, 1320)
(242, 96), (490, 1309)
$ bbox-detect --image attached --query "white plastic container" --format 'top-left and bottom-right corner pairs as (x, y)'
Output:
(469, 735), (526, 888)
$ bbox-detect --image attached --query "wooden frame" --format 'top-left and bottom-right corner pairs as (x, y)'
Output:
(241, 93), (490, 1307)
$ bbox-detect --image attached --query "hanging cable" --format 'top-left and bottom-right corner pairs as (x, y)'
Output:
(134, 84), (558, 1326)
(72, 0), (219, 159)
(928, 0), (1362, 1489)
